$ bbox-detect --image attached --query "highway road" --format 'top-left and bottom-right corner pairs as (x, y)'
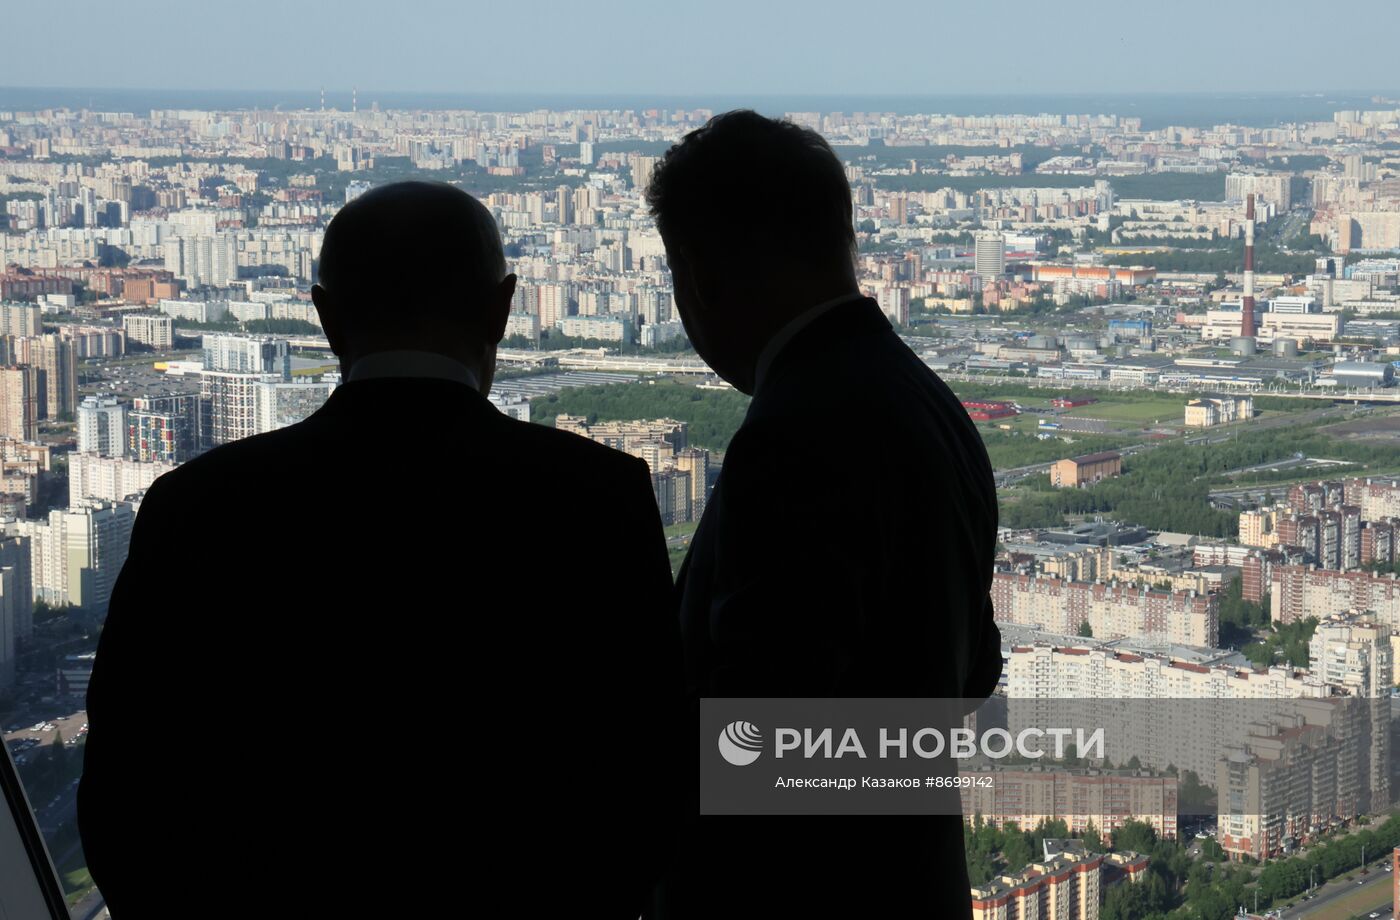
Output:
(991, 403), (1343, 485)
(1292, 863), (1392, 919)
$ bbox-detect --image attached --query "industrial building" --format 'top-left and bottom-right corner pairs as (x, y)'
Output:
(1049, 451), (1122, 488)
(1328, 361), (1395, 388)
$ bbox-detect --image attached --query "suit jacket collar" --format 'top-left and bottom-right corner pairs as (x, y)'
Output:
(313, 374), (498, 422)
(751, 296), (892, 401)
(345, 349), (481, 388)
(752, 292), (867, 394)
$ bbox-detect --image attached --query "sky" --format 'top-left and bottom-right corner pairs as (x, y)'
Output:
(5, 0), (1400, 98)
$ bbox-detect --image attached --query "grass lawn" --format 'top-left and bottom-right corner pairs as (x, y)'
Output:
(292, 364), (338, 377)
(60, 858), (94, 904)
(1069, 396), (1186, 425)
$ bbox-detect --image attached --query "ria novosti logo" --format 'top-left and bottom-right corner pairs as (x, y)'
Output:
(718, 721), (764, 766)
(714, 720), (1106, 765)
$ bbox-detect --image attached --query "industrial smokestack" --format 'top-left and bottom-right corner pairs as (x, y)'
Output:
(1241, 193), (1257, 338)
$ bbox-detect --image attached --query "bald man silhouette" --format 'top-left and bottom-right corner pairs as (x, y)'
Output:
(79, 182), (682, 918)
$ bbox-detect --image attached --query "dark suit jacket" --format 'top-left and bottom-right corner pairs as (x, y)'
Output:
(656, 297), (1001, 918)
(78, 375), (682, 918)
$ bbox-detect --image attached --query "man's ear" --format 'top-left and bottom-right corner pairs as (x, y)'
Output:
(484, 273), (517, 345)
(311, 284), (346, 357)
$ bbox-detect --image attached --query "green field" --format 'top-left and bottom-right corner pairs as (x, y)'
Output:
(1068, 396), (1184, 426)
(61, 861), (94, 907)
(292, 364), (337, 377)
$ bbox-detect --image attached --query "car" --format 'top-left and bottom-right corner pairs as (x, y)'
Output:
(1369, 912), (1380, 918)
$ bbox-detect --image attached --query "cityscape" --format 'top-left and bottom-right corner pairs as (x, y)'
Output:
(7, 84), (1400, 919)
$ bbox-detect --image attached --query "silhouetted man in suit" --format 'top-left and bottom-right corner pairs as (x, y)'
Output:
(78, 181), (682, 918)
(644, 112), (1002, 918)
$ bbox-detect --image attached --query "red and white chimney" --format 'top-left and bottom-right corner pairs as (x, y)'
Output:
(1241, 193), (1257, 338)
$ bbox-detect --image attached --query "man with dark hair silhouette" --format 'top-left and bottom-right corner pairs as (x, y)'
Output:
(645, 111), (1001, 918)
(78, 181), (681, 918)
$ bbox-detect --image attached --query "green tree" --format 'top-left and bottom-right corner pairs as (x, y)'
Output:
(1000, 825), (1034, 874)
(1081, 819), (1104, 853)
(1110, 818), (1157, 854)
(529, 381), (750, 451)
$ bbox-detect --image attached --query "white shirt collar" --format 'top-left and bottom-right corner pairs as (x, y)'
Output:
(752, 292), (866, 394)
(345, 349), (480, 390)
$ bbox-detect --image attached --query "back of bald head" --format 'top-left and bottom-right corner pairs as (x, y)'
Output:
(317, 181), (507, 339)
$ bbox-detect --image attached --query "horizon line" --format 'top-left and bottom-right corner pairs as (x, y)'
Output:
(4, 84), (1399, 101)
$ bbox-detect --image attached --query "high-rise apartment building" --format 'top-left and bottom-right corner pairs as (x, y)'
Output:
(1216, 696), (1370, 860)
(68, 452), (175, 505)
(1225, 173), (1293, 209)
(200, 371), (272, 446)
(877, 284), (910, 326)
(0, 366), (39, 441)
(555, 185), (574, 225)
(123, 313), (175, 350)
(127, 393), (202, 463)
(651, 468), (691, 526)
(13, 334), (76, 419)
(631, 155), (661, 191)
(1308, 613), (1392, 811)
(970, 844), (1139, 920)
(0, 303), (40, 337)
(992, 572), (1218, 647)
(14, 500), (134, 614)
(538, 284), (573, 329)
(58, 324), (125, 360)
(0, 533), (31, 691)
(556, 415), (709, 523)
(77, 396), (127, 457)
(165, 234), (238, 287)
(975, 232), (1006, 280)
(1272, 565), (1400, 627)
(202, 333), (291, 378)
(1006, 642), (1326, 784)
(253, 378), (333, 433)
(674, 448), (711, 519)
(961, 768), (1178, 841)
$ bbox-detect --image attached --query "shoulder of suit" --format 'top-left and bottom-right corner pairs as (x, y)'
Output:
(159, 422), (308, 478)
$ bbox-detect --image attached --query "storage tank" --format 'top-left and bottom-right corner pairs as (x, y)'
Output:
(1231, 336), (1257, 357)
(1273, 338), (1299, 358)
(1066, 336), (1097, 351)
(1027, 335), (1053, 350)
(1332, 361), (1395, 388)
